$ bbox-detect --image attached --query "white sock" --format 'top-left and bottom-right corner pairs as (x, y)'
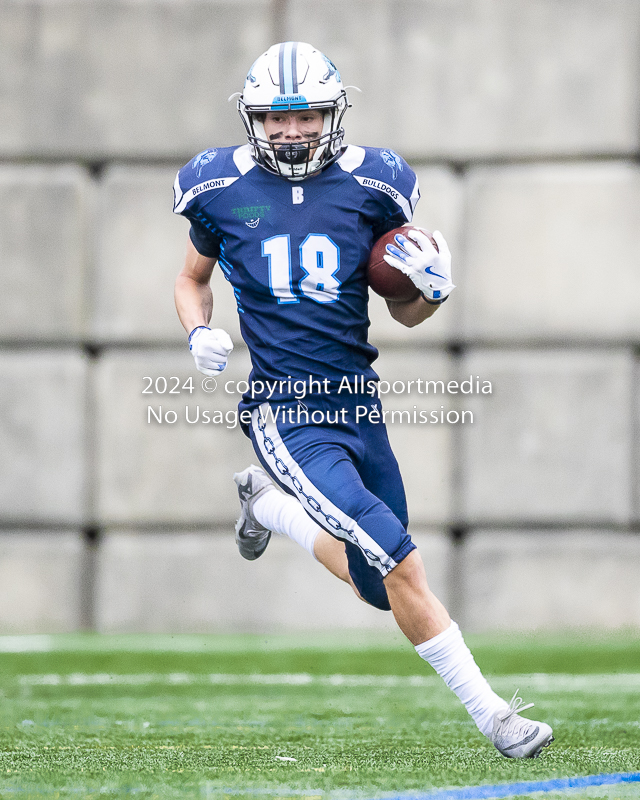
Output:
(415, 621), (508, 737)
(253, 489), (320, 560)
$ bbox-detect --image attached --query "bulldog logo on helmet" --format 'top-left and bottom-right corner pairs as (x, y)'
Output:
(321, 54), (340, 83)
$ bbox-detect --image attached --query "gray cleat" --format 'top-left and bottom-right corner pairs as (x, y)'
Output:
(233, 465), (276, 561)
(490, 690), (554, 758)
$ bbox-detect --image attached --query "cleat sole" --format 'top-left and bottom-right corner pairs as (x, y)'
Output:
(532, 735), (555, 759)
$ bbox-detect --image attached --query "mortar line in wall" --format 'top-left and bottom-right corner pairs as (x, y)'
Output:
(79, 527), (100, 631)
(446, 341), (467, 623)
(428, 151), (640, 171)
(444, 155), (475, 625)
(440, 340), (640, 351)
(446, 522), (640, 533)
(0, 521), (637, 534)
(1, 340), (639, 353)
(631, 350), (640, 524)
(0, 151), (637, 174)
(270, 0), (289, 43)
(80, 345), (101, 631)
(446, 525), (467, 624)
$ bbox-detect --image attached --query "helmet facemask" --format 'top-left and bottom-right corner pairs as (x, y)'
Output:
(238, 94), (348, 180)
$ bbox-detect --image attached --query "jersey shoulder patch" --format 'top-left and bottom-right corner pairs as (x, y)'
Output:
(173, 145), (255, 216)
(340, 146), (419, 222)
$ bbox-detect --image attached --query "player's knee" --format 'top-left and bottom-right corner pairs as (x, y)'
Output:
(385, 548), (425, 588)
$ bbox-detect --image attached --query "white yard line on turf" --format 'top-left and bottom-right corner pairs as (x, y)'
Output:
(17, 673), (438, 687)
(16, 672), (640, 690)
(0, 635), (54, 652)
(0, 633), (407, 654)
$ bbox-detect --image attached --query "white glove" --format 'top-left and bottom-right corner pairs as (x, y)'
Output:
(188, 326), (234, 375)
(383, 229), (455, 302)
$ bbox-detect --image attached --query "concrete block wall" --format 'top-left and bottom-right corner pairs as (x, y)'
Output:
(0, 166), (90, 341)
(459, 349), (635, 525)
(461, 163), (640, 342)
(95, 531), (449, 634)
(1, 0), (639, 634)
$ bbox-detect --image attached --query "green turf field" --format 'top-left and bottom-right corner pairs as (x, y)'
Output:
(0, 631), (638, 799)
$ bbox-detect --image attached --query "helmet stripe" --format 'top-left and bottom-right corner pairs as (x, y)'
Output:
(279, 41), (298, 96)
(290, 42), (298, 94)
(278, 43), (286, 94)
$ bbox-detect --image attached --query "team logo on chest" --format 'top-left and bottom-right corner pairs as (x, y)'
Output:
(232, 205), (271, 228)
(292, 186), (304, 204)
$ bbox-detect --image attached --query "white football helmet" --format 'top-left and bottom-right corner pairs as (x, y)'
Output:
(237, 42), (349, 180)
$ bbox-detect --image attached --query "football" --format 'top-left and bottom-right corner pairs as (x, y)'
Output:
(367, 226), (438, 302)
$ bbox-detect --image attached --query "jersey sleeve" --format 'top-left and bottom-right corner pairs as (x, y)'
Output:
(172, 150), (231, 259)
(344, 146), (420, 238)
(188, 219), (221, 259)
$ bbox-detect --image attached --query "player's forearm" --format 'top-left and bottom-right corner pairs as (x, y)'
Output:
(386, 295), (440, 327)
(174, 274), (214, 335)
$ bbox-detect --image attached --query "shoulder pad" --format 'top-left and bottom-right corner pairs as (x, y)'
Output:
(173, 145), (255, 215)
(338, 146), (419, 221)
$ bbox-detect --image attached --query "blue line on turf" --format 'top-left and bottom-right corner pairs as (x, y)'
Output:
(367, 772), (640, 800)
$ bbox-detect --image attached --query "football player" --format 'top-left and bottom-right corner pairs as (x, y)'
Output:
(173, 41), (553, 759)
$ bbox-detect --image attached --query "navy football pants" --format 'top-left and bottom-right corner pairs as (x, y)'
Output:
(247, 393), (416, 610)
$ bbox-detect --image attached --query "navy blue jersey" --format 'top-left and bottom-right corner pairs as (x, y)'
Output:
(173, 144), (419, 399)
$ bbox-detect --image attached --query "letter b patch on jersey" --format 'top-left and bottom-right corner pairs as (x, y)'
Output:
(292, 186), (304, 204)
